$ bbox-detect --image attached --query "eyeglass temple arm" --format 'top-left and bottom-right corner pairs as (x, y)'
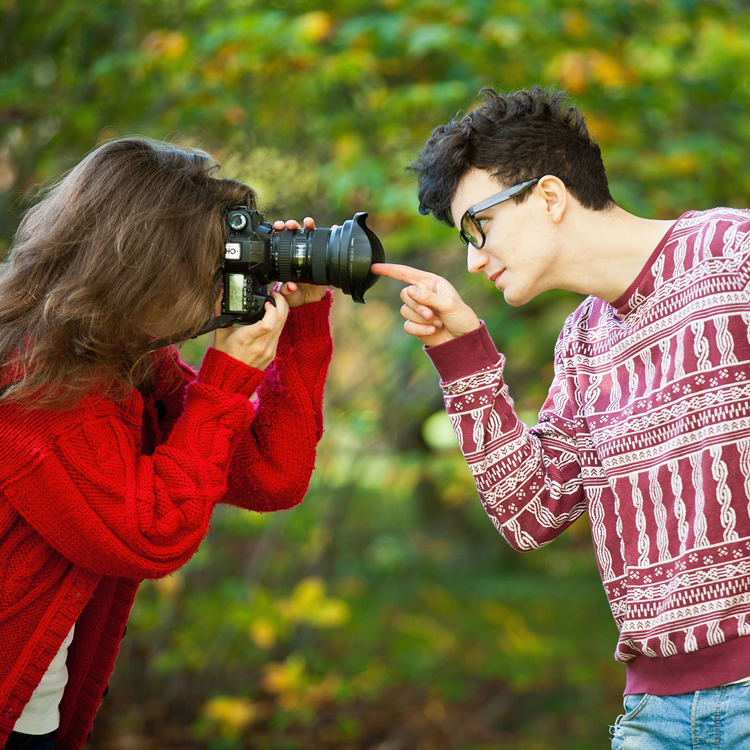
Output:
(467, 178), (540, 216)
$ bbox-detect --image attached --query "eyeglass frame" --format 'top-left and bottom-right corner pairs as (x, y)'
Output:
(458, 177), (541, 249)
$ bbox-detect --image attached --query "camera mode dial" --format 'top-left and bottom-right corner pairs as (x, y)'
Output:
(228, 212), (248, 232)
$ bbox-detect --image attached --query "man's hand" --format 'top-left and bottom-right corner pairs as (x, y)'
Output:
(272, 217), (329, 307)
(371, 263), (480, 347)
(213, 290), (289, 371)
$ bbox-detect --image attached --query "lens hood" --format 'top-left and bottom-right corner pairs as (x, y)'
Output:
(328, 212), (385, 303)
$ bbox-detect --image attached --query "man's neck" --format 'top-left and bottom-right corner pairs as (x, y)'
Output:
(559, 205), (676, 304)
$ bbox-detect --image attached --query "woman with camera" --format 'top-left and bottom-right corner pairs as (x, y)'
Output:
(0, 137), (333, 749)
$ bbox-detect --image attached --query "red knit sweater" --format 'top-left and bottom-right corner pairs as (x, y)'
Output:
(0, 293), (333, 749)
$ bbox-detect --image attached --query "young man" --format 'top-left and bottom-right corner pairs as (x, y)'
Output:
(372, 87), (750, 748)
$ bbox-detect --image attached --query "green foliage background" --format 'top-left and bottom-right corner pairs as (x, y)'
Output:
(3, 1), (750, 748)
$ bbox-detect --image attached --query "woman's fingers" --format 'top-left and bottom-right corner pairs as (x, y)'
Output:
(273, 217), (316, 232)
(213, 292), (289, 370)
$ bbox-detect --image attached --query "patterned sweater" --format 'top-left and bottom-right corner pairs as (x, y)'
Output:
(0, 294), (333, 748)
(425, 209), (750, 696)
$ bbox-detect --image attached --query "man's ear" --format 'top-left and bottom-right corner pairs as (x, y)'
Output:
(537, 175), (568, 223)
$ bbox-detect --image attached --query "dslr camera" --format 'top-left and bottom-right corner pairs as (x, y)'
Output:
(218, 207), (385, 326)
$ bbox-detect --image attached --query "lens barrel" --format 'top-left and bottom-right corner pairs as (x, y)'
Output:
(271, 212), (384, 303)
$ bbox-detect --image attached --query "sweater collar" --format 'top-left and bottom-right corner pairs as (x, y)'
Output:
(610, 212), (689, 317)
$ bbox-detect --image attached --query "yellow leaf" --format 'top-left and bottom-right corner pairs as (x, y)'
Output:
(308, 599), (350, 628)
(306, 672), (342, 705)
(589, 51), (634, 89)
(153, 572), (184, 597)
(280, 576), (325, 620)
(203, 696), (256, 732)
(564, 11), (590, 40)
(276, 577), (350, 628)
(262, 655), (307, 695)
(557, 51), (589, 94)
(297, 11), (334, 44)
(554, 50), (636, 94)
(250, 617), (277, 650)
(334, 133), (363, 165)
(661, 152), (700, 177)
(584, 114), (619, 146)
(141, 31), (187, 59)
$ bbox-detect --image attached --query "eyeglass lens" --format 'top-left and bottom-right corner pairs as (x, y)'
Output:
(460, 213), (482, 248)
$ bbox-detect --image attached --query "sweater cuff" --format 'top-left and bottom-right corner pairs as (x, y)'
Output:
(198, 347), (266, 398)
(282, 290), (333, 344)
(424, 322), (502, 383)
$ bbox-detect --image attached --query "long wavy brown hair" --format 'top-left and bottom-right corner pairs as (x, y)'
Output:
(0, 137), (256, 409)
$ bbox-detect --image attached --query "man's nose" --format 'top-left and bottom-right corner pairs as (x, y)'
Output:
(467, 244), (487, 274)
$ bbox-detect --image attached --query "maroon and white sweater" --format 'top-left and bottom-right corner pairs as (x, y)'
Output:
(426, 208), (750, 696)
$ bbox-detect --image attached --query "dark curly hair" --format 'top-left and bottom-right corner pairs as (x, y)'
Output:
(408, 86), (615, 226)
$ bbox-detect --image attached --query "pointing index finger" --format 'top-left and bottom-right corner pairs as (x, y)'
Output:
(371, 263), (434, 285)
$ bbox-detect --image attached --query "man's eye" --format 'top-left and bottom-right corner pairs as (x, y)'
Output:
(476, 218), (489, 230)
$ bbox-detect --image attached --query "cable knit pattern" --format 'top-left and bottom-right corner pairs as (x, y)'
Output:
(426, 209), (750, 695)
(0, 292), (333, 749)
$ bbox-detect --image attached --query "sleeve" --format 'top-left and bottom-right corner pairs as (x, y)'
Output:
(222, 291), (334, 511)
(0, 349), (266, 580)
(424, 322), (587, 551)
(0, 295), (333, 579)
(148, 346), (197, 437)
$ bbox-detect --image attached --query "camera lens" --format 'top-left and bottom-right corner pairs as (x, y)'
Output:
(271, 212), (384, 302)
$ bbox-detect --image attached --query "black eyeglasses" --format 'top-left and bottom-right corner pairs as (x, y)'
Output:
(458, 178), (540, 249)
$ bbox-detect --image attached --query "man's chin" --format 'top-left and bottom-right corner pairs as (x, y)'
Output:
(501, 287), (528, 307)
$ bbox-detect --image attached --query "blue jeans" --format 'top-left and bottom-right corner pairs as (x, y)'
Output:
(610, 682), (750, 749)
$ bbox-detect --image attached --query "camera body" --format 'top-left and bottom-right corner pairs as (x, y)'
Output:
(222, 209), (277, 323)
(221, 207), (384, 325)
(145, 207), (383, 352)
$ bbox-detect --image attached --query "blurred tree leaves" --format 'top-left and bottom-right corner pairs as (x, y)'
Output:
(3, 0), (750, 747)
(6, 0), (748, 245)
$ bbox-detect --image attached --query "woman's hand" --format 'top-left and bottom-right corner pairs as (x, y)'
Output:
(213, 289), (289, 370)
(272, 217), (329, 307)
(371, 262), (481, 347)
